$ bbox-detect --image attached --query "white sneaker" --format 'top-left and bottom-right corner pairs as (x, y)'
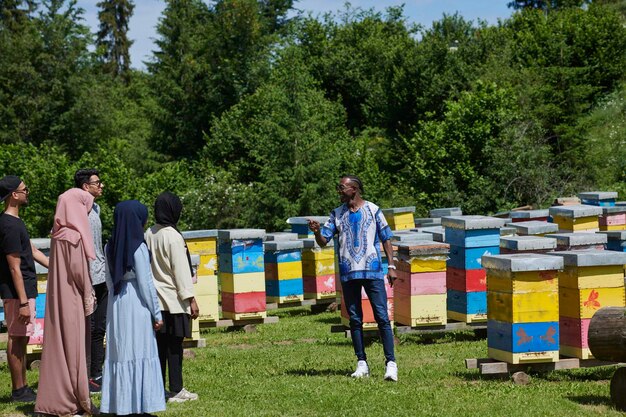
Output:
(351, 360), (369, 378)
(384, 361), (398, 382)
(168, 388), (199, 403)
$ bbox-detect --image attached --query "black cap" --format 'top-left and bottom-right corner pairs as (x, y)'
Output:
(0, 175), (22, 202)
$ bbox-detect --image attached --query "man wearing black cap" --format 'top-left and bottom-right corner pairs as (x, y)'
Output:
(0, 175), (49, 402)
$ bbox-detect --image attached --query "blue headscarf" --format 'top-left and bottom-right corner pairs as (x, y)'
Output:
(106, 200), (149, 295)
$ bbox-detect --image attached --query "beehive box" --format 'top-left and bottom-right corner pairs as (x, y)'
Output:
(183, 230), (219, 322)
(509, 209), (550, 223)
(499, 236), (557, 254)
(505, 221), (558, 237)
(548, 249), (626, 359)
(545, 232), (607, 251)
(483, 253), (563, 364)
(382, 206), (416, 231)
(301, 238), (336, 299)
(578, 191), (618, 207)
(394, 241), (449, 326)
(549, 205), (603, 233)
(218, 229), (267, 320)
(264, 240), (304, 303)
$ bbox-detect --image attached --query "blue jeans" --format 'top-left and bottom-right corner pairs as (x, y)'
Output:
(341, 279), (395, 363)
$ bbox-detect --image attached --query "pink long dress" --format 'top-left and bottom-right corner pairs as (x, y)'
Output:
(35, 188), (96, 416)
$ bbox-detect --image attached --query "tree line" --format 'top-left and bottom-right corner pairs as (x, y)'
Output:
(1, 0), (625, 238)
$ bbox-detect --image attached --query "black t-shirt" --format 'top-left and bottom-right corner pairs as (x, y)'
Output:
(0, 213), (37, 299)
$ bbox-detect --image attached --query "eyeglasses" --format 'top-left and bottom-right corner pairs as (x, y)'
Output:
(88, 180), (103, 187)
(14, 187), (29, 195)
(336, 184), (353, 191)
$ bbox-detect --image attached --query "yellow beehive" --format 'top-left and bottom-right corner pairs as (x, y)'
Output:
(302, 258), (335, 276)
(220, 272), (266, 293)
(487, 269), (558, 294)
(301, 247), (335, 261)
(487, 291), (559, 323)
(488, 347), (559, 364)
(265, 262), (303, 280)
(552, 215), (599, 232)
(397, 256), (447, 273)
(558, 265), (624, 289)
(223, 311), (267, 321)
(600, 224), (626, 231)
(447, 311), (487, 323)
(559, 286), (625, 319)
(185, 238), (217, 255)
(394, 294), (446, 326)
(196, 254), (218, 276)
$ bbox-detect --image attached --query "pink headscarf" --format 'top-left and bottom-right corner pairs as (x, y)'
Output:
(52, 188), (96, 261)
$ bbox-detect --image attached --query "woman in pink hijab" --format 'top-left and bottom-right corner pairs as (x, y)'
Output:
(35, 188), (97, 416)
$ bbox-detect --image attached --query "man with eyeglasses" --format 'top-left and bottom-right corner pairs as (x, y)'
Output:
(307, 175), (398, 382)
(0, 175), (49, 402)
(74, 169), (107, 392)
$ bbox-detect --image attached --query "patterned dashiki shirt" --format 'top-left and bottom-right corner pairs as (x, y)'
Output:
(320, 201), (393, 283)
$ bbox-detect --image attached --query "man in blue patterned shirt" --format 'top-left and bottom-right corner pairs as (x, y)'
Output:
(308, 175), (398, 382)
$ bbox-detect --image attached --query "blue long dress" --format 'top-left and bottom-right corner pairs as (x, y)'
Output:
(101, 243), (166, 415)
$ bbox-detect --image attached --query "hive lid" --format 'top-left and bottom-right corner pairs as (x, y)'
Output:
(578, 191), (618, 200)
(300, 238), (333, 249)
(548, 205), (603, 218)
(601, 206), (626, 215)
(218, 229), (266, 240)
(548, 249), (626, 266)
(286, 216), (329, 225)
(394, 240), (449, 256)
(506, 221), (559, 235)
(382, 206), (416, 215)
(265, 240), (304, 251)
(509, 209), (549, 219)
(545, 233), (607, 247)
(482, 253), (564, 272)
(429, 207), (462, 218)
(265, 232), (299, 241)
(182, 229), (218, 239)
(441, 215), (506, 230)
(391, 232), (434, 242)
(500, 236), (557, 251)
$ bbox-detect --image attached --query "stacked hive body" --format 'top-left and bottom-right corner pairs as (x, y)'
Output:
(382, 206), (415, 231)
(443, 216), (505, 323)
(547, 233), (607, 251)
(394, 241), (449, 326)
(578, 191), (618, 207)
(301, 238), (336, 300)
(549, 250), (626, 359)
(599, 207), (626, 231)
(182, 230), (219, 323)
(507, 221), (558, 237)
(549, 205), (602, 233)
(218, 229), (267, 320)
(264, 238), (304, 304)
(483, 254), (563, 364)
(500, 236), (556, 255)
(509, 209), (549, 223)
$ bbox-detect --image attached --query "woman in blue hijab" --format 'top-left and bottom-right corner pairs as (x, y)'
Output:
(100, 200), (166, 416)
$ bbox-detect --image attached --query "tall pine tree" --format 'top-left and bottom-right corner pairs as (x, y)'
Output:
(96, 0), (134, 79)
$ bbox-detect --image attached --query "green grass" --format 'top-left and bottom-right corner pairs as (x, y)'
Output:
(0, 308), (622, 416)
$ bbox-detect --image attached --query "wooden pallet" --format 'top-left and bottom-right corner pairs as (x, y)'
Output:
(395, 320), (487, 335)
(266, 298), (336, 313)
(465, 357), (618, 375)
(201, 316), (279, 329)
